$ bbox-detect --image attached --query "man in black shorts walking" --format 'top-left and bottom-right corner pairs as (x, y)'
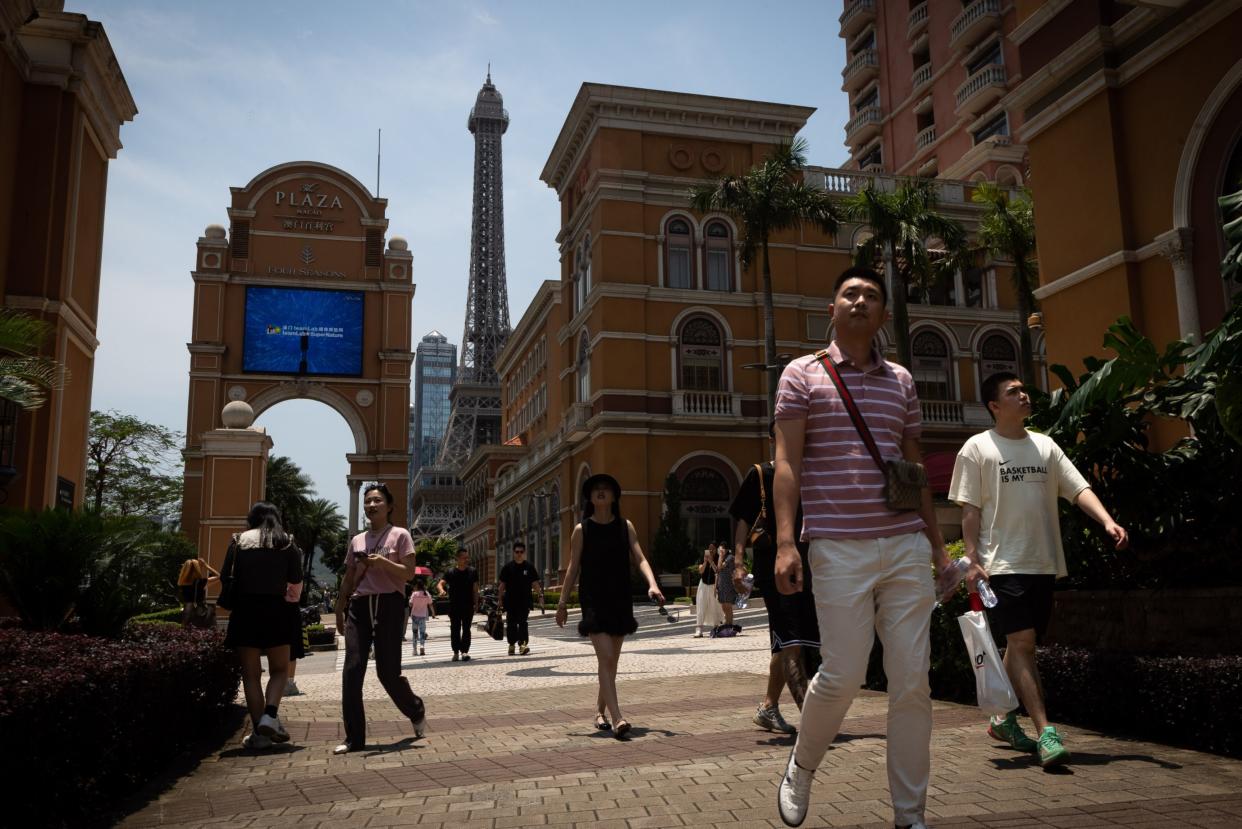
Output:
(729, 421), (820, 734)
(436, 549), (479, 662)
(949, 372), (1128, 768)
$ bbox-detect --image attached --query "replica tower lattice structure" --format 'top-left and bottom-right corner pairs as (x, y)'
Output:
(410, 72), (511, 539)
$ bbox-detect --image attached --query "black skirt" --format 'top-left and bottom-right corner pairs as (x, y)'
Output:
(225, 593), (294, 650)
(577, 603), (638, 637)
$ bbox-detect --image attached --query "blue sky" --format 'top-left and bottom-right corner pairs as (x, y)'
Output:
(77, 1), (850, 519)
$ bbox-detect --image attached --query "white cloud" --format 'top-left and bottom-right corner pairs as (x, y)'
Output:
(472, 9), (500, 25)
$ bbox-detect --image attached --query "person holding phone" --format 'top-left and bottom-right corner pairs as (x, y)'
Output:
(333, 483), (425, 755)
(555, 473), (664, 738)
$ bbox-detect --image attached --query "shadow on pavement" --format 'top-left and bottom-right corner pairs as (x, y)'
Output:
(363, 737), (420, 756)
(989, 750), (1184, 773)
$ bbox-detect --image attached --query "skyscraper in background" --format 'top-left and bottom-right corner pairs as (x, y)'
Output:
(408, 330), (457, 487)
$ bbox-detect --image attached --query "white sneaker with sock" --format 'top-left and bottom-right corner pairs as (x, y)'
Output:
(777, 746), (813, 827)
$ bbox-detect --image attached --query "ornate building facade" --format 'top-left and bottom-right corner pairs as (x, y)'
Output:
(468, 83), (1036, 583)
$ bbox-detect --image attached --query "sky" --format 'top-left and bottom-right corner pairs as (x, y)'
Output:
(77, 1), (851, 519)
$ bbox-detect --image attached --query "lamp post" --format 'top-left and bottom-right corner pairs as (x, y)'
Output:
(0, 398), (18, 499)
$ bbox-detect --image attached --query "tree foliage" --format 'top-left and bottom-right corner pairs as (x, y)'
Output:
(690, 138), (841, 414)
(844, 178), (969, 370)
(651, 474), (695, 574)
(86, 411), (183, 520)
(973, 182), (1039, 383)
(263, 456), (346, 599)
(415, 536), (458, 576)
(0, 308), (67, 410)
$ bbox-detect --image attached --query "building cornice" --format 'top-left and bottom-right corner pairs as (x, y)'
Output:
(495, 280), (560, 374)
(13, 8), (137, 158)
(939, 137), (1028, 181)
(540, 83), (815, 194)
(1032, 235), (1169, 301)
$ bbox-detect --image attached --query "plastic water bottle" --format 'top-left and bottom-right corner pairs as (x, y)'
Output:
(734, 573), (754, 609)
(934, 558), (970, 606)
(975, 577), (998, 609)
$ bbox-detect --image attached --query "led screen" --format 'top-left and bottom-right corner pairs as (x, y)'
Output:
(242, 286), (364, 376)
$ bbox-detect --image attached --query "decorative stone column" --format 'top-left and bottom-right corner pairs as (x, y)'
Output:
(196, 401), (272, 603)
(346, 478), (363, 534)
(1156, 227), (1200, 343)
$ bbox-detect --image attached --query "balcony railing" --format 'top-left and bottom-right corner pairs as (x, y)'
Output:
(954, 64), (1008, 116)
(562, 402), (592, 442)
(907, 2), (929, 38)
(922, 400), (993, 427)
(804, 166), (967, 204)
(672, 391), (742, 417)
(911, 62), (933, 91)
(839, 0), (876, 39)
(950, 0), (1001, 52)
(842, 47), (879, 93)
(845, 105), (883, 147)
(916, 124), (937, 151)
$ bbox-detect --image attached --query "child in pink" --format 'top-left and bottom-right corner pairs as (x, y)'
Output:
(408, 578), (436, 656)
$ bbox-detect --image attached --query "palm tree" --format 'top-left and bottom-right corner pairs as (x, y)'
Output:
(292, 497), (345, 603)
(0, 309), (67, 409)
(265, 455), (312, 519)
(844, 179), (968, 370)
(689, 138), (841, 415)
(973, 182), (1038, 384)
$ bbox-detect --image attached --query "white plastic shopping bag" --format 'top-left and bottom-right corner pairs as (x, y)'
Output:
(957, 609), (1019, 716)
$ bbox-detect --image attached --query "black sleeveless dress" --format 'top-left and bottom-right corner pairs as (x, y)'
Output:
(577, 516), (639, 637)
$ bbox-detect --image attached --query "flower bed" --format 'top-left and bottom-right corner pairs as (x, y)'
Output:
(0, 624), (240, 825)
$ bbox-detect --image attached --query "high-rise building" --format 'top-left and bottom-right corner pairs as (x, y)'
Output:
(410, 72), (512, 544)
(408, 330), (457, 485)
(841, 0), (1027, 184)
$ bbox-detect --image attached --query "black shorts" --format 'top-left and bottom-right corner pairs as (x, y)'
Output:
(985, 574), (1056, 641)
(764, 587), (820, 654)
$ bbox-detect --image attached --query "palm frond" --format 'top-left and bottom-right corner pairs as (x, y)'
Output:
(0, 309), (53, 357)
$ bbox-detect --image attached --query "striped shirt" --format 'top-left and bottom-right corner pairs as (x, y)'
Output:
(774, 341), (926, 540)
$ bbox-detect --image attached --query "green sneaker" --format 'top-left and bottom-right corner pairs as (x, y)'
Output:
(1037, 726), (1070, 767)
(987, 712), (1037, 752)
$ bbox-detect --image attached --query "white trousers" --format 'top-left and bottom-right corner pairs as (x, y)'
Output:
(794, 531), (935, 827)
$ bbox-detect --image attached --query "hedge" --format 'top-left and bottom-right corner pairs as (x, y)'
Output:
(128, 606), (183, 624)
(0, 624), (241, 826)
(542, 591), (579, 608)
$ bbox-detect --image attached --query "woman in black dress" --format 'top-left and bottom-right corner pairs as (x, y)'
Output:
(221, 502), (303, 750)
(555, 473), (664, 738)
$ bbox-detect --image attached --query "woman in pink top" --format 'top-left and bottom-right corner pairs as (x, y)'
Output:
(407, 578), (436, 656)
(332, 483), (426, 754)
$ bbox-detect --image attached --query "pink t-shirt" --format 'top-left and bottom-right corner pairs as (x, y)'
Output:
(346, 524), (415, 597)
(775, 341), (926, 540)
(408, 590), (434, 618)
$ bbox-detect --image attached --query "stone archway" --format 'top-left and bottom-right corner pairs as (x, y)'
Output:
(181, 161), (414, 564)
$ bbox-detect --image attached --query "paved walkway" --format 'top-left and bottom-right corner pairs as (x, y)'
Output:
(121, 609), (1242, 828)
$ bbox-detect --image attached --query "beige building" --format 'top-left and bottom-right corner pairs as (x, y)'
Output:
(461, 84), (1037, 582)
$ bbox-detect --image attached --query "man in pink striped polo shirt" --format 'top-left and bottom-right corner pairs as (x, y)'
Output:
(773, 267), (949, 829)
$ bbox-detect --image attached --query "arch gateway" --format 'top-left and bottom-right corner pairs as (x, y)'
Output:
(181, 161), (414, 566)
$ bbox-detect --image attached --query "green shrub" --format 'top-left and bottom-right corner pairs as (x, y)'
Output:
(129, 607), (182, 625)
(305, 623), (325, 634)
(542, 591), (579, 608)
(673, 596), (692, 605)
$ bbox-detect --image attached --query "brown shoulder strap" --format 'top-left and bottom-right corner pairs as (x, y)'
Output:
(753, 463), (767, 520)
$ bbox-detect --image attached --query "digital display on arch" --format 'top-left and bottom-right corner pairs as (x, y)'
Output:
(242, 286), (364, 376)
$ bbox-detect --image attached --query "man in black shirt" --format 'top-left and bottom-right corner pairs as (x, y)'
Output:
(436, 548), (479, 662)
(498, 540), (544, 655)
(729, 422), (820, 734)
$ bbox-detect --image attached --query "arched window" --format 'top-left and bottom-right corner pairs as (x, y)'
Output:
(704, 221), (733, 291)
(678, 317), (725, 391)
(680, 467), (732, 553)
(666, 218), (693, 289)
(979, 333), (1018, 391)
(576, 331), (591, 403)
(912, 330), (953, 400)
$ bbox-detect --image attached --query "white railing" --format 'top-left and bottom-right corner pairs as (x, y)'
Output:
(845, 105), (882, 141)
(950, 0), (1001, 48)
(842, 48), (879, 86)
(840, 0), (876, 33)
(804, 166), (966, 204)
(912, 62), (933, 90)
(916, 125), (937, 150)
(922, 400), (993, 426)
(908, 2), (928, 36)
(562, 403), (591, 439)
(672, 391), (741, 417)
(955, 65), (1007, 110)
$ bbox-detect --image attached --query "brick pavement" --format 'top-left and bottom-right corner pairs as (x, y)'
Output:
(119, 614), (1242, 828)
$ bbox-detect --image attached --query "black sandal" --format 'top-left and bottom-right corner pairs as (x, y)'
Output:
(595, 715), (612, 731)
(613, 720), (631, 739)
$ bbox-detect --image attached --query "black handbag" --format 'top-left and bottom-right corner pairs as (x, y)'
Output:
(702, 561), (716, 586)
(216, 536), (240, 610)
(815, 350), (928, 512)
(187, 601), (215, 628)
(486, 610), (505, 640)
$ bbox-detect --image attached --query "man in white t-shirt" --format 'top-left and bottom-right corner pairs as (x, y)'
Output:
(949, 372), (1128, 768)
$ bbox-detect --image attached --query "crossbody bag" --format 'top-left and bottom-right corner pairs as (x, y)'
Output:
(746, 463), (768, 546)
(814, 349), (928, 512)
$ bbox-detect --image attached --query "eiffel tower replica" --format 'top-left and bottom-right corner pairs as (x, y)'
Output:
(410, 71), (511, 539)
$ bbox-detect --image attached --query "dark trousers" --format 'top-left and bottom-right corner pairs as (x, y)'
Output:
(506, 607), (530, 645)
(449, 609), (473, 654)
(342, 593), (425, 748)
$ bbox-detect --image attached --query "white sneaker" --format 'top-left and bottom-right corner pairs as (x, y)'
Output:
(257, 713), (289, 743)
(242, 732), (272, 750)
(284, 679), (301, 696)
(333, 742), (353, 755)
(777, 746), (813, 827)
(896, 822), (928, 829)
(412, 717), (427, 739)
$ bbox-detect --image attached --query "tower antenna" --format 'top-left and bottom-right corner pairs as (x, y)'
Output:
(376, 128), (382, 196)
